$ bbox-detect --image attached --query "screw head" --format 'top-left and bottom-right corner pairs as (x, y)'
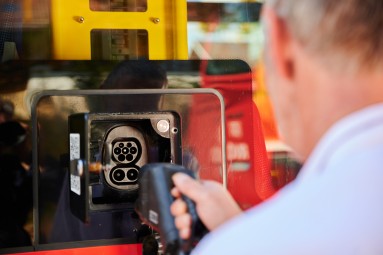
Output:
(152, 17), (160, 24)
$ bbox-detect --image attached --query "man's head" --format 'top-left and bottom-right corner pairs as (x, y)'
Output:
(266, 0), (383, 70)
(261, 0), (383, 160)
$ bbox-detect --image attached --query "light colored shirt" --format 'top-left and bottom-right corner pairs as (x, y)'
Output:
(192, 103), (383, 255)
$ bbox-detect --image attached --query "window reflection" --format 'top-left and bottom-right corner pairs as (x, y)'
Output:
(91, 30), (149, 60)
(89, 0), (147, 12)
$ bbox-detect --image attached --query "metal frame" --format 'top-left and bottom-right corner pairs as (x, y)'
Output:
(31, 88), (226, 249)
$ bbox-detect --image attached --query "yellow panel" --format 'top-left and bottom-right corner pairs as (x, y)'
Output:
(51, 0), (188, 60)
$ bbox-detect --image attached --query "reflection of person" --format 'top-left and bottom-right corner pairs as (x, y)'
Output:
(0, 100), (32, 248)
(101, 60), (167, 90)
(0, 99), (14, 124)
(100, 59), (167, 112)
(171, 1), (383, 254)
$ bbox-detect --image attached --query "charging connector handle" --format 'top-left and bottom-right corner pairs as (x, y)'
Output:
(135, 163), (208, 255)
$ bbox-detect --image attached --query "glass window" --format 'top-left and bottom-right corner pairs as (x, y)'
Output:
(91, 29), (149, 60)
(90, 0), (147, 12)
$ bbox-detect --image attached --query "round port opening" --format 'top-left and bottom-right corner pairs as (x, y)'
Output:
(126, 168), (139, 181)
(112, 169), (125, 182)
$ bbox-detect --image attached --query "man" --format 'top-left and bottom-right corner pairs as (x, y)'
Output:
(170, 0), (383, 254)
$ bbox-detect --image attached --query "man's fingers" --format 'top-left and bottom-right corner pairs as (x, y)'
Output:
(175, 213), (192, 239)
(171, 197), (192, 239)
(179, 227), (191, 240)
(174, 213), (192, 230)
(172, 172), (205, 202)
(171, 186), (181, 198)
(170, 198), (187, 215)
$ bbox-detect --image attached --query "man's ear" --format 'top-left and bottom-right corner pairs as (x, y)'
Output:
(262, 6), (295, 80)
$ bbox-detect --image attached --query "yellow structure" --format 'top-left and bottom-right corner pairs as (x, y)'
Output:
(51, 0), (188, 60)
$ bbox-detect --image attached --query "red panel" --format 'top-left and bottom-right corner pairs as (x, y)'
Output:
(13, 244), (142, 255)
(196, 61), (276, 209)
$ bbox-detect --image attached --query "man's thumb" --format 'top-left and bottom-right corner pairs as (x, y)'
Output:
(172, 172), (203, 202)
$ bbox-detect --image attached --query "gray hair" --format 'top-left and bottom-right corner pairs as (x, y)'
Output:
(265, 0), (383, 69)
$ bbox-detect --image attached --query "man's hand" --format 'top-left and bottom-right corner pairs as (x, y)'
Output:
(170, 173), (242, 239)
